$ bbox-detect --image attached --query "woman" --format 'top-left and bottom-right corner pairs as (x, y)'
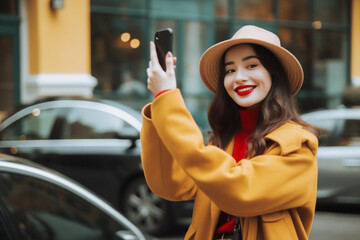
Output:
(142, 25), (319, 240)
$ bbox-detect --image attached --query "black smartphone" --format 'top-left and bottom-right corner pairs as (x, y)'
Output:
(154, 28), (173, 70)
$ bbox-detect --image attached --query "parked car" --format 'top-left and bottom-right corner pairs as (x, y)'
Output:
(0, 153), (155, 240)
(301, 107), (360, 205)
(0, 97), (192, 235)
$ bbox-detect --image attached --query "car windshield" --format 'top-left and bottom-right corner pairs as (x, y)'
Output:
(0, 172), (126, 240)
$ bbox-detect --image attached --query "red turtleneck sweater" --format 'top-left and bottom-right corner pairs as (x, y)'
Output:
(215, 107), (260, 234)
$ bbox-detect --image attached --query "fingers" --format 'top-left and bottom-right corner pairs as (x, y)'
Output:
(146, 41), (177, 95)
(165, 52), (175, 74)
(146, 67), (152, 78)
(149, 41), (160, 68)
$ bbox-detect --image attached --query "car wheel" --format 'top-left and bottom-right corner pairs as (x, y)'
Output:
(121, 178), (173, 235)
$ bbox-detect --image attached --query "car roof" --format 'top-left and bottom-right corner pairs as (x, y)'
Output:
(301, 107), (360, 121)
(42, 97), (141, 119)
(0, 154), (147, 240)
(4, 96), (142, 120)
(0, 97), (142, 131)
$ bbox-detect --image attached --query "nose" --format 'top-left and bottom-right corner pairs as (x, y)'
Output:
(234, 69), (249, 83)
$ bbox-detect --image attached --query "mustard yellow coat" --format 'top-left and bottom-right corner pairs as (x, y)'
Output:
(141, 89), (318, 240)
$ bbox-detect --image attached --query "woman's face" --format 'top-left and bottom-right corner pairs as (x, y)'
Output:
(223, 44), (272, 109)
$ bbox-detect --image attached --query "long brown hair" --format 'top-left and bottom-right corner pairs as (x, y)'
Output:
(208, 44), (318, 157)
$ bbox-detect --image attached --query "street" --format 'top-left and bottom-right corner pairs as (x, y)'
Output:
(310, 211), (360, 239)
(159, 210), (360, 240)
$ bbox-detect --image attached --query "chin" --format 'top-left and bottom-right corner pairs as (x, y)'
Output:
(237, 101), (262, 109)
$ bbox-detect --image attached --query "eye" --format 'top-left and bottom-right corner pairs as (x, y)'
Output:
(225, 69), (235, 74)
(247, 64), (258, 69)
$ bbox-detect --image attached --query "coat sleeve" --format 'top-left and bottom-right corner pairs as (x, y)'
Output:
(140, 102), (197, 201)
(150, 89), (318, 217)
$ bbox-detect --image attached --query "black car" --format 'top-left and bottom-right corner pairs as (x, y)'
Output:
(0, 97), (192, 235)
(0, 153), (155, 240)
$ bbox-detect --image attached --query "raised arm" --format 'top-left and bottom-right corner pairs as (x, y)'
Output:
(141, 103), (197, 201)
(150, 89), (318, 217)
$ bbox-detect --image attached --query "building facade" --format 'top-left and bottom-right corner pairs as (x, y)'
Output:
(0, 0), (359, 130)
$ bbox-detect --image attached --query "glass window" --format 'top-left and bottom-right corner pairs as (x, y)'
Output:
(312, 30), (347, 108)
(314, 0), (347, 24)
(0, 36), (14, 112)
(91, 0), (147, 10)
(183, 21), (211, 130)
(91, 14), (148, 98)
(0, 212), (11, 240)
(62, 108), (138, 139)
(0, 108), (60, 141)
(279, 0), (309, 21)
(151, 0), (212, 17)
(0, 0), (17, 15)
(215, 22), (230, 43)
(235, 0), (274, 20)
(183, 21), (208, 95)
(215, 0), (229, 18)
(313, 30), (346, 61)
(339, 119), (360, 146)
(0, 172), (126, 240)
(278, 27), (312, 89)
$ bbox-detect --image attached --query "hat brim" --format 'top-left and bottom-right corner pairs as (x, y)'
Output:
(199, 38), (304, 95)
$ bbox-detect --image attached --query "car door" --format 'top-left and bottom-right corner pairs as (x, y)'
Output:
(309, 116), (342, 201)
(0, 165), (148, 240)
(329, 117), (360, 203)
(314, 113), (360, 204)
(51, 102), (142, 206)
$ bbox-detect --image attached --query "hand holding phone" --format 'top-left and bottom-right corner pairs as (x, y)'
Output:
(147, 28), (176, 96)
(154, 28), (173, 71)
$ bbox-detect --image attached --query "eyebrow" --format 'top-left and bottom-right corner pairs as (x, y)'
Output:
(242, 55), (259, 61)
(224, 55), (259, 66)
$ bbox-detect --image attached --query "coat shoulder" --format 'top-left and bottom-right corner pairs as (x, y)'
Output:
(265, 122), (318, 155)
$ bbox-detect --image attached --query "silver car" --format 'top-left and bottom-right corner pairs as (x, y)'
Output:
(302, 107), (360, 205)
(0, 153), (156, 240)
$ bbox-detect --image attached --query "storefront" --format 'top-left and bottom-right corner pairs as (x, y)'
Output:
(0, 0), (358, 131)
(90, 0), (354, 130)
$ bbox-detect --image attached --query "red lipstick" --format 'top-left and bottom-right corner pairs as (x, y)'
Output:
(235, 85), (256, 96)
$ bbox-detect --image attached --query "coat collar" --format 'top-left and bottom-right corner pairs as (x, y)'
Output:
(265, 122), (302, 155)
(225, 121), (306, 157)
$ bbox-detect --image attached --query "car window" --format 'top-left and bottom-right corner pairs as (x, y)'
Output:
(0, 172), (127, 240)
(0, 108), (60, 141)
(61, 108), (138, 139)
(308, 118), (337, 146)
(338, 119), (360, 146)
(0, 210), (12, 240)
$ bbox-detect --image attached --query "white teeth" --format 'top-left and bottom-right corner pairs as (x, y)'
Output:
(236, 87), (255, 92)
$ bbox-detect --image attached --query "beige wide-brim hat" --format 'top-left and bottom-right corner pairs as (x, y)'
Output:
(199, 25), (303, 96)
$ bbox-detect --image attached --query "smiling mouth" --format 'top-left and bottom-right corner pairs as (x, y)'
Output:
(236, 86), (256, 93)
(235, 86), (256, 96)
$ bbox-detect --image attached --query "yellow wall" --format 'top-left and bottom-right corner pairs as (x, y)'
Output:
(352, 0), (360, 80)
(27, 0), (91, 74)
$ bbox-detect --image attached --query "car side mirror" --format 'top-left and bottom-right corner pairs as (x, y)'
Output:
(115, 133), (139, 149)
